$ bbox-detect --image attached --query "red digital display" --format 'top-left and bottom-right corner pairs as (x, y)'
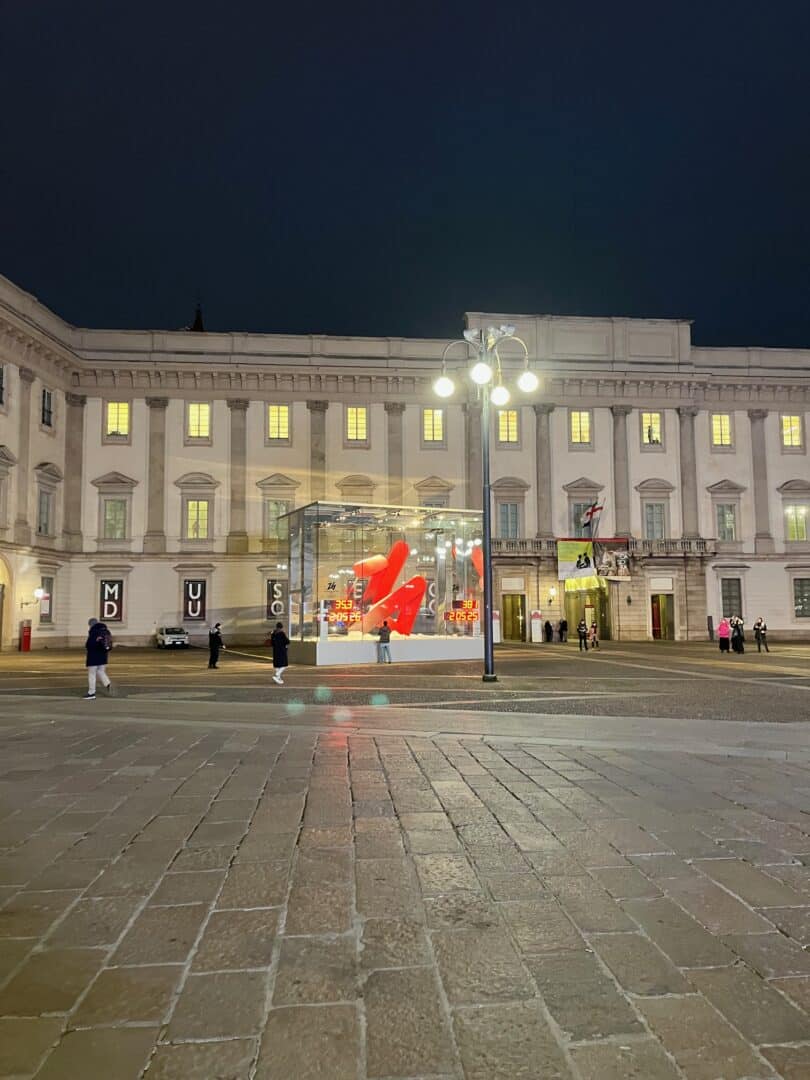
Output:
(444, 599), (479, 623)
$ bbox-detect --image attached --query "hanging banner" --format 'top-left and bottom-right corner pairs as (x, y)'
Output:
(266, 579), (289, 621)
(595, 541), (631, 580)
(99, 579), (124, 622)
(183, 579), (207, 621)
(557, 540), (595, 580)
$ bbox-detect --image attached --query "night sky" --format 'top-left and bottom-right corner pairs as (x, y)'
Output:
(1, 1), (809, 346)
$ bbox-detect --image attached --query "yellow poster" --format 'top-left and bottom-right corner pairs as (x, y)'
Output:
(557, 540), (594, 580)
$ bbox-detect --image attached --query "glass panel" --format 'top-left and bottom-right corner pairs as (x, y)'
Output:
(186, 499), (209, 539)
(188, 403), (211, 439)
(346, 407), (367, 441)
(721, 578), (742, 618)
(794, 578), (810, 618)
(423, 408), (444, 442)
(782, 415), (803, 448)
(106, 402), (130, 436)
(716, 503), (736, 541)
(497, 410), (518, 443)
(712, 413), (732, 446)
(103, 499), (127, 539)
(268, 405), (289, 440)
(642, 412), (662, 445)
(786, 505), (809, 542)
(644, 503), (666, 540)
(571, 410), (591, 444)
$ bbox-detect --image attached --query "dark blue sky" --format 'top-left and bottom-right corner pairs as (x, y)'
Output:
(1, 1), (809, 345)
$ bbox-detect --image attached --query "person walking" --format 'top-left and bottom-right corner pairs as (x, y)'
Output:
(717, 616), (731, 654)
(377, 620), (392, 663)
(271, 622), (290, 684)
(559, 617), (568, 644)
(589, 621), (600, 649)
(731, 616), (745, 654)
(84, 617), (113, 699)
(544, 620), (553, 643)
(753, 617), (769, 653)
(577, 618), (589, 652)
(208, 623), (225, 668)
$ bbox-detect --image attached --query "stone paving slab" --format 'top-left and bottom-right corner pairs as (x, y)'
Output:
(1, 708), (810, 1077)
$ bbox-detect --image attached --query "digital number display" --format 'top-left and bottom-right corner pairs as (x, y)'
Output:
(444, 600), (479, 623)
(328, 599), (362, 624)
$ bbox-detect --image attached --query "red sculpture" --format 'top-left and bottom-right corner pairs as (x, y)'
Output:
(351, 541), (426, 636)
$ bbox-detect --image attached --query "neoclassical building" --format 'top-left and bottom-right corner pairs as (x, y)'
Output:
(0, 272), (809, 649)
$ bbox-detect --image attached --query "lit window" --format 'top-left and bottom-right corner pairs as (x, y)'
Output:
(105, 402), (130, 437)
(103, 499), (127, 540)
(782, 415), (803, 449)
(642, 412), (662, 445)
(41, 389), (53, 427)
(346, 406), (368, 442)
(711, 413), (732, 447)
(644, 502), (667, 540)
(570, 410), (591, 445)
(186, 499), (210, 539)
(268, 404), (290, 441)
(187, 403), (211, 440)
(716, 503), (737, 542)
(422, 408), (444, 443)
(497, 410), (518, 443)
(786, 504), (808, 542)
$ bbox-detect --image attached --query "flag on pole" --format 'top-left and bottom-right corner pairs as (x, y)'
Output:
(582, 501), (604, 536)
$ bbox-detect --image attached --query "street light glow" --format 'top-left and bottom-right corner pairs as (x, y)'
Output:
(490, 384), (510, 406)
(470, 361), (493, 385)
(517, 368), (539, 393)
(433, 374), (455, 398)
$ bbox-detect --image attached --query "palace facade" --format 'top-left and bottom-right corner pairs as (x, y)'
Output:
(1, 272), (809, 649)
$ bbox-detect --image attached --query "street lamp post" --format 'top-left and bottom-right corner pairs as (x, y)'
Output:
(435, 326), (537, 683)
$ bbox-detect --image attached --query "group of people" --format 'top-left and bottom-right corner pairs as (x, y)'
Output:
(717, 616), (769, 654)
(542, 617), (599, 650)
(208, 621), (291, 682)
(543, 618), (569, 643)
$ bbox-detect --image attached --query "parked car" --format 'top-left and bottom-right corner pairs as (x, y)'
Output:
(155, 626), (190, 648)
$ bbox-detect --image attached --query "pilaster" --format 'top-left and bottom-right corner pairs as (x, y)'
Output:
(611, 404), (632, 537)
(533, 404), (555, 537)
(384, 402), (405, 505)
(307, 400), (329, 501)
(226, 399), (249, 554)
(678, 406), (701, 538)
(62, 392), (87, 551)
(13, 366), (35, 545)
(463, 401), (482, 511)
(748, 408), (774, 553)
(143, 397), (168, 554)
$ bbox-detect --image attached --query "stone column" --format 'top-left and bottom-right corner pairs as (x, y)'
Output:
(13, 366), (35, 545)
(62, 393), (87, 551)
(533, 404), (555, 537)
(748, 409), (774, 553)
(678, 406), (701, 538)
(611, 405), (632, 537)
(143, 397), (168, 553)
(384, 402), (405, 504)
(307, 400), (329, 501)
(463, 401), (482, 510)
(226, 399), (249, 554)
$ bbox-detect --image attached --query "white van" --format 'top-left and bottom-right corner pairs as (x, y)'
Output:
(155, 626), (190, 648)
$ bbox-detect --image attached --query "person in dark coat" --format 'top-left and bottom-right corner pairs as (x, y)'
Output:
(577, 618), (589, 651)
(271, 622), (290, 684)
(84, 617), (113, 699)
(753, 617), (769, 653)
(544, 620), (553, 643)
(731, 616), (745, 655)
(559, 618), (568, 643)
(208, 623), (225, 668)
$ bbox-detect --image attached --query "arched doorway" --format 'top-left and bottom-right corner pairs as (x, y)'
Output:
(0, 552), (12, 651)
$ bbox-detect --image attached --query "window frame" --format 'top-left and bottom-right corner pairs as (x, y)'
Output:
(710, 412), (735, 451)
(568, 408), (594, 451)
(720, 576), (743, 619)
(102, 400), (132, 444)
(715, 502), (738, 543)
(420, 407), (447, 449)
(39, 575), (54, 625)
(0, 365), (6, 411)
(640, 410), (665, 451)
(185, 402), (213, 445)
(793, 576), (810, 619)
(265, 403), (292, 446)
(184, 497), (211, 541)
(40, 387), (55, 430)
(496, 500), (521, 539)
(570, 500), (594, 539)
(780, 413), (805, 454)
(642, 500), (669, 541)
(36, 487), (54, 537)
(101, 497), (128, 541)
(496, 408), (520, 448)
(785, 503), (809, 544)
(263, 496), (292, 542)
(344, 405), (370, 448)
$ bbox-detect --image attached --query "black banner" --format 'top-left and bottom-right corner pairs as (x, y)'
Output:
(183, 579), (207, 621)
(99, 579), (124, 622)
(266, 579), (288, 621)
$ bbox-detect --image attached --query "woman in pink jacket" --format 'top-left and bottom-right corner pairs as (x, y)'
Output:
(717, 616), (731, 654)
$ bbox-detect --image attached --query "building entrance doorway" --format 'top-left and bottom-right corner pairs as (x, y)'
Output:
(501, 594), (527, 642)
(650, 593), (675, 640)
(564, 580), (611, 640)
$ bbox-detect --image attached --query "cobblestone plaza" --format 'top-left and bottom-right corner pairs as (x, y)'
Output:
(1, 644), (810, 1078)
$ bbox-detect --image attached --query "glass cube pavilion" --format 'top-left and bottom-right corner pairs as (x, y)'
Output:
(279, 501), (486, 665)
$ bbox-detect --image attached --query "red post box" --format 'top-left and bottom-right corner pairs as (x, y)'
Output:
(19, 620), (32, 652)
